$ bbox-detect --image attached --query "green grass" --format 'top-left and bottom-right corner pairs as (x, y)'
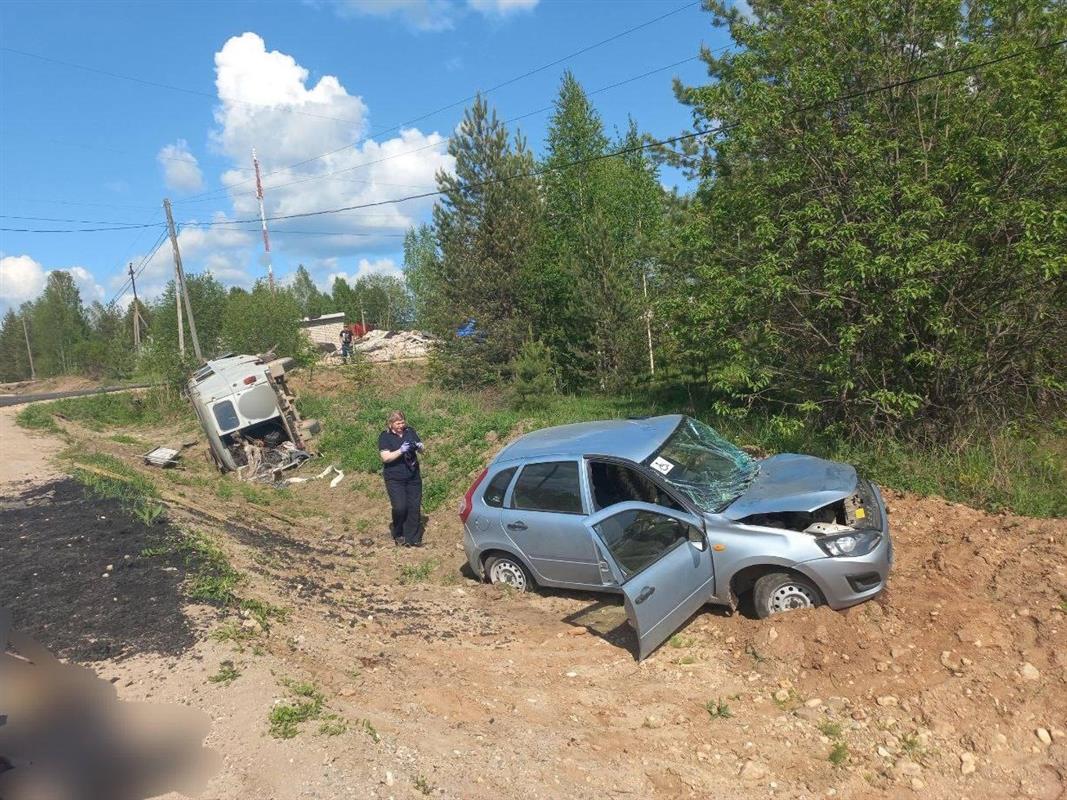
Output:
(208, 660), (241, 685)
(358, 718), (381, 743)
(268, 680), (329, 739)
(828, 741), (850, 766)
(399, 558), (438, 584)
(109, 433), (143, 445)
(16, 403), (61, 432)
(705, 698), (732, 719)
(15, 389), (189, 432)
(818, 720), (843, 738)
(413, 775), (434, 796)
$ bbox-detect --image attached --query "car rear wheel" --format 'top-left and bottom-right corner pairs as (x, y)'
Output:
(485, 554), (531, 592)
(753, 572), (821, 618)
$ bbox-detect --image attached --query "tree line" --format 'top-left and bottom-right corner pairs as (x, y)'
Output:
(0, 268), (411, 385)
(2, 0), (1063, 437)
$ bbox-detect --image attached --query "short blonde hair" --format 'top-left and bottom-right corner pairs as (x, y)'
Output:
(387, 410), (406, 425)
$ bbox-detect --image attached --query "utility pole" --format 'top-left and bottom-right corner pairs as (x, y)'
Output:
(163, 198), (203, 362)
(642, 271), (655, 377)
(252, 148), (275, 291)
(21, 314), (36, 380)
(128, 261), (141, 350)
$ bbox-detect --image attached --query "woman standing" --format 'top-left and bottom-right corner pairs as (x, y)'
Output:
(378, 410), (425, 547)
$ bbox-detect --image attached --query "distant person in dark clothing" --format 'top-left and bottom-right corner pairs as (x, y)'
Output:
(378, 410), (425, 547)
(339, 328), (353, 362)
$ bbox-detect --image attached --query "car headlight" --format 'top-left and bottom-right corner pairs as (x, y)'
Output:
(817, 530), (881, 557)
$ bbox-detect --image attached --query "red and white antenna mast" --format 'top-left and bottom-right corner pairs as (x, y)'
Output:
(252, 147), (275, 291)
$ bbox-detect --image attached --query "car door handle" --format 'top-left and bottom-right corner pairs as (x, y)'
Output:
(506, 521), (528, 531)
(635, 586), (655, 604)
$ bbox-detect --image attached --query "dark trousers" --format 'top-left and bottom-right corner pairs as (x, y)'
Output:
(385, 478), (422, 545)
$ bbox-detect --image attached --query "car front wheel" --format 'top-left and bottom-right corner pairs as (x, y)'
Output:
(753, 572), (821, 618)
(485, 554), (531, 592)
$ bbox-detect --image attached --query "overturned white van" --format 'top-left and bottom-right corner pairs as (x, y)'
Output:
(187, 354), (318, 479)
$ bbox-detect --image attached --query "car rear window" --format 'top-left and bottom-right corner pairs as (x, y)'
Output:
(511, 461), (582, 514)
(213, 400), (240, 432)
(483, 467), (517, 508)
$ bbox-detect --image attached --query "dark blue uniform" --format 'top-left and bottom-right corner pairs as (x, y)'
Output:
(378, 427), (423, 546)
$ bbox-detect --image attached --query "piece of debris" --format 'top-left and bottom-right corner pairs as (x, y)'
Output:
(143, 447), (181, 468)
(320, 329), (437, 363)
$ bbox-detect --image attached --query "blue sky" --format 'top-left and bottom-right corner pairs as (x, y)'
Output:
(0, 0), (731, 313)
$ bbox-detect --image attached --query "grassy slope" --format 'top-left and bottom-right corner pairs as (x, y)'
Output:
(16, 367), (1065, 518)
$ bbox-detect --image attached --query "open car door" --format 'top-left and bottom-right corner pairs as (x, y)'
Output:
(585, 501), (714, 660)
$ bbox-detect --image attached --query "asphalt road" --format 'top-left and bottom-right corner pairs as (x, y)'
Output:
(0, 384), (151, 408)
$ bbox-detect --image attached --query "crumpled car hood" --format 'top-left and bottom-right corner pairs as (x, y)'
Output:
(722, 453), (858, 520)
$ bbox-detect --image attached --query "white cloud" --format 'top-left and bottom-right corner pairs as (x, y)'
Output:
(325, 257), (403, 288)
(208, 33), (454, 260)
(117, 217), (258, 305)
(0, 255), (106, 313)
(157, 139), (205, 192)
(0, 255), (47, 309)
(466, 0), (538, 16)
(327, 0), (537, 31)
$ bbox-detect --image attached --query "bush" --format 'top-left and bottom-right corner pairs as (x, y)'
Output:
(509, 340), (556, 410)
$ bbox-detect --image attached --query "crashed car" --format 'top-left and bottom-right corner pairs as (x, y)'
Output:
(459, 415), (892, 659)
(187, 354), (318, 481)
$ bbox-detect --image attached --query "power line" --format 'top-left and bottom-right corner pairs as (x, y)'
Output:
(184, 38), (1066, 230)
(106, 229), (169, 307)
(0, 46), (366, 126)
(12, 38), (1063, 237)
(179, 1), (701, 203)
(188, 51), (712, 203)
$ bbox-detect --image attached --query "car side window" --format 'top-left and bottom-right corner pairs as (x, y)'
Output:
(511, 461), (583, 514)
(589, 461), (683, 512)
(594, 509), (690, 578)
(483, 467), (517, 508)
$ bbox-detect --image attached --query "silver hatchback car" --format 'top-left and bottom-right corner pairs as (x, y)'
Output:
(460, 415), (892, 659)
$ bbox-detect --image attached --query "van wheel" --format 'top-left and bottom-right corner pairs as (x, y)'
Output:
(753, 572), (821, 618)
(485, 555), (531, 592)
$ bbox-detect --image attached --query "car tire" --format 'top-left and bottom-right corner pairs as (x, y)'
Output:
(485, 554), (532, 593)
(752, 572), (822, 619)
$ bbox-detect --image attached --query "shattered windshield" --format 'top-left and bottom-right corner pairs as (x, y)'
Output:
(644, 417), (758, 513)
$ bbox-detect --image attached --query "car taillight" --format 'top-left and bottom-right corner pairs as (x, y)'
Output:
(459, 468), (488, 524)
(243, 375), (257, 385)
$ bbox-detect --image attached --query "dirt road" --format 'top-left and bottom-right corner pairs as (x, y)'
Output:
(0, 405), (60, 488)
(2, 409), (1065, 800)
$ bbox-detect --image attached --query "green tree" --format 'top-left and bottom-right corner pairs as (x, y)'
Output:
(663, 0), (1067, 434)
(403, 224), (442, 330)
(535, 73), (663, 390)
(221, 281), (315, 365)
(290, 264), (327, 318)
(28, 271), (89, 376)
(432, 94), (541, 386)
(0, 309), (31, 382)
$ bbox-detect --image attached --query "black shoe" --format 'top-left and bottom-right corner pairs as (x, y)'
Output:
(393, 537), (405, 547)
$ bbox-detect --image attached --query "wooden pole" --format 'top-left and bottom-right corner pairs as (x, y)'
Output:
(643, 271), (655, 377)
(163, 199), (203, 362)
(21, 314), (36, 380)
(128, 261), (141, 350)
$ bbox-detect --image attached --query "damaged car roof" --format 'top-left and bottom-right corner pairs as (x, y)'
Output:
(495, 414), (683, 465)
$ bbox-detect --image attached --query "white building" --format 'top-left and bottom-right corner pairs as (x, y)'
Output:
(299, 312), (346, 348)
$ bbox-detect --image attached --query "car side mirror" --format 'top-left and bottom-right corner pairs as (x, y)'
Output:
(687, 525), (706, 551)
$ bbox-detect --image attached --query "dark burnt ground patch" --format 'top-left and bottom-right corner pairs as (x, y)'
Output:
(0, 478), (196, 662)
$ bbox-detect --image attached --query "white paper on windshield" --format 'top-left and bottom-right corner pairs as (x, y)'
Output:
(649, 456), (675, 475)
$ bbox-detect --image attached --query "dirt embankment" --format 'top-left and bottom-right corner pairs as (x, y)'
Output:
(2, 407), (1064, 800)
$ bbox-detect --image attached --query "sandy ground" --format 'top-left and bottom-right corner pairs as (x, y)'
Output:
(2, 400), (1065, 800)
(0, 405), (60, 489)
